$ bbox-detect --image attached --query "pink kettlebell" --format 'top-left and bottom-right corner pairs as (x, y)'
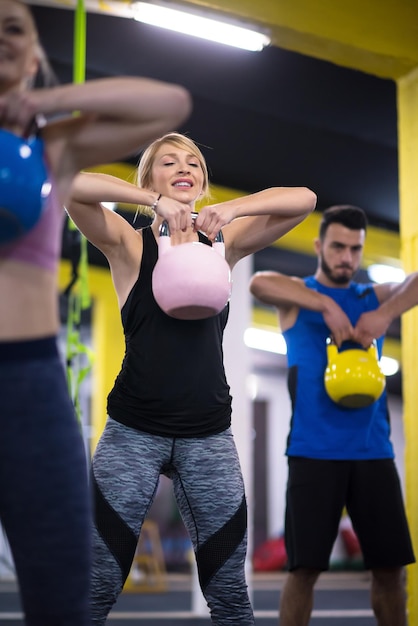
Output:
(152, 212), (232, 320)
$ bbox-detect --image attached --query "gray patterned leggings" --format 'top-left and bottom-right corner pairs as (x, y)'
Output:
(90, 418), (255, 625)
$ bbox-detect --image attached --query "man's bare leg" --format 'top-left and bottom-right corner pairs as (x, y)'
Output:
(371, 567), (407, 626)
(279, 568), (321, 626)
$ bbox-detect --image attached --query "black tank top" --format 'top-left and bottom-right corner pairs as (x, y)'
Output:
(107, 226), (232, 437)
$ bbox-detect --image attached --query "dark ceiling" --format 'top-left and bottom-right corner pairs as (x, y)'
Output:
(33, 3), (399, 237)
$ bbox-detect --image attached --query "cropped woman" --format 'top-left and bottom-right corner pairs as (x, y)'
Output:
(0, 2), (191, 625)
(68, 131), (317, 625)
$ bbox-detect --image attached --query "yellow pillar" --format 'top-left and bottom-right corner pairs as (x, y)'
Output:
(397, 65), (418, 625)
(88, 268), (125, 452)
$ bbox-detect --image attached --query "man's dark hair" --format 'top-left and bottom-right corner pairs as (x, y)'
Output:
(319, 205), (368, 240)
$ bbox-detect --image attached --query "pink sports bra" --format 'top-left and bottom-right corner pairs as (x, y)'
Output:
(0, 181), (65, 272)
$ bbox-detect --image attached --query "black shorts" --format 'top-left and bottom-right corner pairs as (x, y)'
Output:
(284, 456), (415, 571)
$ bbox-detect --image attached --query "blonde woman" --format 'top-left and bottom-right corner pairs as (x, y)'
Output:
(68, 131), (317, 625)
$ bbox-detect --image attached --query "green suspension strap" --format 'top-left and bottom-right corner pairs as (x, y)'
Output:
(65, 0), (93, 423)
(73, 0), (86, 85)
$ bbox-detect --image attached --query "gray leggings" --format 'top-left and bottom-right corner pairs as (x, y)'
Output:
(91, 418), (254, 625)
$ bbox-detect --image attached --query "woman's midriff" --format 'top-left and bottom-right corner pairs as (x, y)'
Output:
(0, 260), (59, 340)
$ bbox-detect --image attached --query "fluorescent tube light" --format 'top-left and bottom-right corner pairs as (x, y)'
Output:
(379, 355), (399, 377)
(131, 2), (270, 51)
(367, 263), (405, 284)
(101, 202), (116, 211)
(244, 327), (287, 354)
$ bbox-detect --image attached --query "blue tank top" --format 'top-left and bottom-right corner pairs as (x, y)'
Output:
(282, 276), (393, 460)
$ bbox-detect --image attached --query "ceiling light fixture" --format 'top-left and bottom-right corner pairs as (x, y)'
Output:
(244, 328), (287, 355)
(131, 2), (270, 51)
(367, 263), (405, 284)
(379, 356), (399, 377)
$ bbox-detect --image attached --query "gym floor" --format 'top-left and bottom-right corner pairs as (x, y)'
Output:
(0, 571), (376, 625)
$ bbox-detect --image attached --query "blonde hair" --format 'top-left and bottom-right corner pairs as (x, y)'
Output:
(137, 132), (210, 200)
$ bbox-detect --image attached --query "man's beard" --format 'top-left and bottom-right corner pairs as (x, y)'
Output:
(320, 256), (353, 285)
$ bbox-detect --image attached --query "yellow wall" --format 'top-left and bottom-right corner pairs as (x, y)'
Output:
(397, 65), (418, 619)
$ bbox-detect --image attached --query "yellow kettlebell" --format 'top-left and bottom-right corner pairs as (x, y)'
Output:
(324, 337), (386, 408)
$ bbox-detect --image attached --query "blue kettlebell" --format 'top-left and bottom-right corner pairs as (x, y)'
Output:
(0, 129), (51, 245)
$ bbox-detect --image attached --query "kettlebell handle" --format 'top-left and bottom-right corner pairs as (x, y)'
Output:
(23, 114), (47, 140)
(159, 211), (224, 244)
(326, 336), (378, 351)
